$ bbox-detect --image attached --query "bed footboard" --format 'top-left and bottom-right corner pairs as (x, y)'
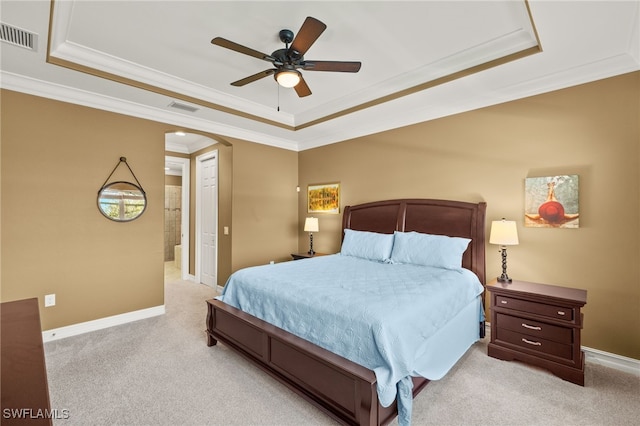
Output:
(206, 299), (428, 426)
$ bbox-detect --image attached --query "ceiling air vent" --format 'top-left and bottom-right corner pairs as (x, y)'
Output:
(0, 22), (37, 51)
(168, 101), (199, 113)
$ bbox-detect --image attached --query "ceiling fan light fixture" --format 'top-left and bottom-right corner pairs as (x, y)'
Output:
(213, 17), (359, 98)
(275, 70), (301, 88)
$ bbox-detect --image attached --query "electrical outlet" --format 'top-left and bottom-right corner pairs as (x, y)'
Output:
(44, 294), (56, 307)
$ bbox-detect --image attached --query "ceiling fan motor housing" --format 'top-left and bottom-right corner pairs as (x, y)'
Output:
(272, 48), (302, 67)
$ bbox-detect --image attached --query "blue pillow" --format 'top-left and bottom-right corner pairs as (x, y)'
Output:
(341, 229), (394, 263)
(390, 231), (471, 269)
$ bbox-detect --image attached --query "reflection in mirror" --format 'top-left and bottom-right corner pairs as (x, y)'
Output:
(98, 181), (147, 221)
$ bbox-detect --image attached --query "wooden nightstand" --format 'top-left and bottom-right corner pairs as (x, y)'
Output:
(290, 252), (328, 260)
(487, 279), (587, 386)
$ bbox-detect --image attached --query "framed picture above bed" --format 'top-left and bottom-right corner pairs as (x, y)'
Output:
(307, 182), (340, 214)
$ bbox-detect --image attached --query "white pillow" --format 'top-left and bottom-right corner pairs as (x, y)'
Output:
(340, 229), (394, 263)
(390, 231), (471, 269)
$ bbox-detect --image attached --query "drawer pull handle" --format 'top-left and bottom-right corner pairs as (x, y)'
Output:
(522, 338), (542, 346)
(501, 300), (508, 304)
(521, 323), (542, 331)
(557, 311), (566, 316)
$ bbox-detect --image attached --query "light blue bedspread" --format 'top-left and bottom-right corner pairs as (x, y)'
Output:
(218, 254), (484, 425)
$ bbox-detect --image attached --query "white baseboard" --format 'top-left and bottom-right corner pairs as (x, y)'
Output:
(583, 346), (640, 376)
(484, 322), (639, 376)
(42, 305), (165, 343)
(42, 311), (639, 376)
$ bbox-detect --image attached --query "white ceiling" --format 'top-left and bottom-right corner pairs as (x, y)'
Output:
(1, 1), (638, 153)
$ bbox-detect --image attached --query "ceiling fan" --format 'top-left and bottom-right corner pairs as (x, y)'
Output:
(211, 16), (361, 97)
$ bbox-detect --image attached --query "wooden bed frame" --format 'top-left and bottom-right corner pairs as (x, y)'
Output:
(206, 198), (486, 426)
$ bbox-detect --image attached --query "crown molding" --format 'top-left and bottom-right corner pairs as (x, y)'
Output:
(3, 45), (638, 154)
(0, 71), (299, 151)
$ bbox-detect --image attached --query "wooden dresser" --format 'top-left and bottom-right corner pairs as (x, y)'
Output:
(1, 298), (53, 424)
(487, 279), (587, 386)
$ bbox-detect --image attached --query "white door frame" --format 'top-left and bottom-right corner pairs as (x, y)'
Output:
(165, 155), (191, 281)
(195, 150), (218, 286)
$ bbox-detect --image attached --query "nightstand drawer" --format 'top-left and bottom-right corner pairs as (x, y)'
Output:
(496, 313), (572, 344)
(496, 295), (573, 321)
(496, 328), (573, 360)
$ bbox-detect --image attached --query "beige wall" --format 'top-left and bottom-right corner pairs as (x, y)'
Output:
(299, 72), (640, 359)
(228, 136), (299, 271)
(1, 90), (165, 330)
(164, 175), (182, 186)
(1, 90), (299, 330)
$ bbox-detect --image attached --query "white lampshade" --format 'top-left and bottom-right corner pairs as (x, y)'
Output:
(489, 219), (519, 246)
(304, 217), (319, 233)
(276, 70), (301, 88)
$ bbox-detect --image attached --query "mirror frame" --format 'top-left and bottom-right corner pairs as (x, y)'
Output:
(97, 181), (147, 222)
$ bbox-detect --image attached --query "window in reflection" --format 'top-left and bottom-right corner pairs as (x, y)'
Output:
(98, 181), (146, 221)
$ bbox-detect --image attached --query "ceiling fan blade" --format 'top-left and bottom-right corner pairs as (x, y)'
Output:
(211, 37), (275, 62)
(302, 61), (362, 73)
(294, 75), (312, 97)
(290, 17), (327, 56)
(231, 69), (276, 87)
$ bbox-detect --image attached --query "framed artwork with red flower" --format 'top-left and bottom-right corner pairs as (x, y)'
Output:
(525, 175), (579, 228)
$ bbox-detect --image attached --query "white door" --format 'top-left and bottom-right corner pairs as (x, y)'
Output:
(197, 151), (218, 287)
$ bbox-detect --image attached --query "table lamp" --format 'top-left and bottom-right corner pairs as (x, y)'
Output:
(304, 217), (319, 255)
(489, 218), (519, 282)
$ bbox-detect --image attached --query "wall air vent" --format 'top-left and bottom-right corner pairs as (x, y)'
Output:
(168, 101), (199, 113)
(0, 22), (37, 51)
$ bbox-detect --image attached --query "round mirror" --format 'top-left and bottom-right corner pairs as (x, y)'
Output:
(97, 181), (147, 222)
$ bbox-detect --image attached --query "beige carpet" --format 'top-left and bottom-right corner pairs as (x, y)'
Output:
(44, 263), (640, 425)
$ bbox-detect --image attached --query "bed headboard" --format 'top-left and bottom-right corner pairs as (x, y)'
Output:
(342, 199), (487, 284)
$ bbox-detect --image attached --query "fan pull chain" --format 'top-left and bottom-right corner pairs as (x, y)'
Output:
(277, 83), (280, 111)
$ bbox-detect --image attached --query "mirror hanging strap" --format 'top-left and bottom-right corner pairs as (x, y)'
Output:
(99, 157), (146, 194)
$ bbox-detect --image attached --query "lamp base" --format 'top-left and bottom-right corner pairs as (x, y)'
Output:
(497, 247), (512, 283)
(497, 274), (512, 283)
(308, 233), (315, 256)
